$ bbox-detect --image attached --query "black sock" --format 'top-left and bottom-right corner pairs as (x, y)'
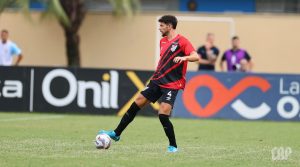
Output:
(159, 114), (177, 148)
(114, 102), (140, 136)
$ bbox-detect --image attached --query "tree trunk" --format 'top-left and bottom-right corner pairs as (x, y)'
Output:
(59, 0), (86, 67)
(65, 30), (80, 66)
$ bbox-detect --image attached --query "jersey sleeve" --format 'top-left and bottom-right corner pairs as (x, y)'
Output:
(197, 47), (201, 54)
(244, 51), (251, 61)
(214, 47), (220, 56)
(197, 47), (204, 58)
(181, 38), (195, 56)
(10, 43), (22, 56)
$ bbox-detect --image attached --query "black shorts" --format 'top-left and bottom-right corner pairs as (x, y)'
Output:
(141, 81), (179, 107)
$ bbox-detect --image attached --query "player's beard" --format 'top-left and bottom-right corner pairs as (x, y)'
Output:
(161, 31), (169, 37)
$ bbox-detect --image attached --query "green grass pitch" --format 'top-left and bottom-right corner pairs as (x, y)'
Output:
(0, 112), (299, 167)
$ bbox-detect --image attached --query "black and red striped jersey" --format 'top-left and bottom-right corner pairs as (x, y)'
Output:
(151, 34), (195, 90)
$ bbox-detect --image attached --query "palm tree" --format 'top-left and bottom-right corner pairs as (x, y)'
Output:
(0, 0), (140, 66)
(0, 1), (30, 14)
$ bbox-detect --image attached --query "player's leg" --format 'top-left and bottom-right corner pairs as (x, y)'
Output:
(99, 81), (161, 141)
(113, 94), (150, 137)
(158, 89), (179, 152)
(99, 94), (149, 141)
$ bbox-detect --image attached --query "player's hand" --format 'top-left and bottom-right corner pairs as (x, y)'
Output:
(173, 57), (187, 63)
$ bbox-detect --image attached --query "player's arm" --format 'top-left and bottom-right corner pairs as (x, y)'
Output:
(198, 54), (213, 65)
(220, 53), (226, 72)
(11, 43), (23, 66)
(207, 48), (219, 64)
(173, 51), (199, 63)
(245, 51), (253, 71)
(14, 54), (23, 66)
(220, 60), (226, 72)
(248, 60), (253, 71)
(197, 47), (212, 65)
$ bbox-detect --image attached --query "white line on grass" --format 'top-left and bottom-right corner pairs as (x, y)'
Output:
(0, 115), (64, 122)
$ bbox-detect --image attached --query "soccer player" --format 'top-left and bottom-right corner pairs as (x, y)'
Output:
(99, 15), (199, 153)
(0, 30), (23, 66)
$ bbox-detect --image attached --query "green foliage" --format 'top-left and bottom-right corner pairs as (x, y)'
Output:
(109, 0), (140, 16)
(41, 0), (70, 27)
(0, 0), (30, 13)
(0, 0), (140, 23)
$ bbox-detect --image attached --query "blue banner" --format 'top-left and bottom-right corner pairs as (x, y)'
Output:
(173, 72), (300, 121)
(180, 0), (256, 13)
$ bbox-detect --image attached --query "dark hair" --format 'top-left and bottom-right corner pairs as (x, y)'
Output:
(232, 36), (239, 40)
(1, 29), (8, 33)
(158, 15), (178, 29)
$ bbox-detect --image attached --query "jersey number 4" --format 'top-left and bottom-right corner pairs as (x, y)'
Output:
(166, 91), (172, 101)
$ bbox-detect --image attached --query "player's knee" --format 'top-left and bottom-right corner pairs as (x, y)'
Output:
(159, 102), (172, 115)
(135, 94), (149, 108)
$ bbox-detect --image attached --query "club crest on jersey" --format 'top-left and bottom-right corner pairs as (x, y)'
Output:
(170, 43), (178, 52)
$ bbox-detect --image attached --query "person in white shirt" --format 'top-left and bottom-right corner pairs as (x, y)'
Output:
(0, 29), (23, 66)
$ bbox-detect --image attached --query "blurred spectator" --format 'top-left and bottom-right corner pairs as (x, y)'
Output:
(0, 30), (23, 66)
(197, 33), (220, 71)
(220, 36), (253, 72)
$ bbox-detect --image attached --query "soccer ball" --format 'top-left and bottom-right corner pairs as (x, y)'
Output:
(95, 134), (111, 149)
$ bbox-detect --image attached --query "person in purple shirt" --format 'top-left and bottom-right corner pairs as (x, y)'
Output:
(220, 36), (253, 72)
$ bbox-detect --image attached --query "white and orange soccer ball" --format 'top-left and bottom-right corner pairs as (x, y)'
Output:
(95, 134), (111, 149)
